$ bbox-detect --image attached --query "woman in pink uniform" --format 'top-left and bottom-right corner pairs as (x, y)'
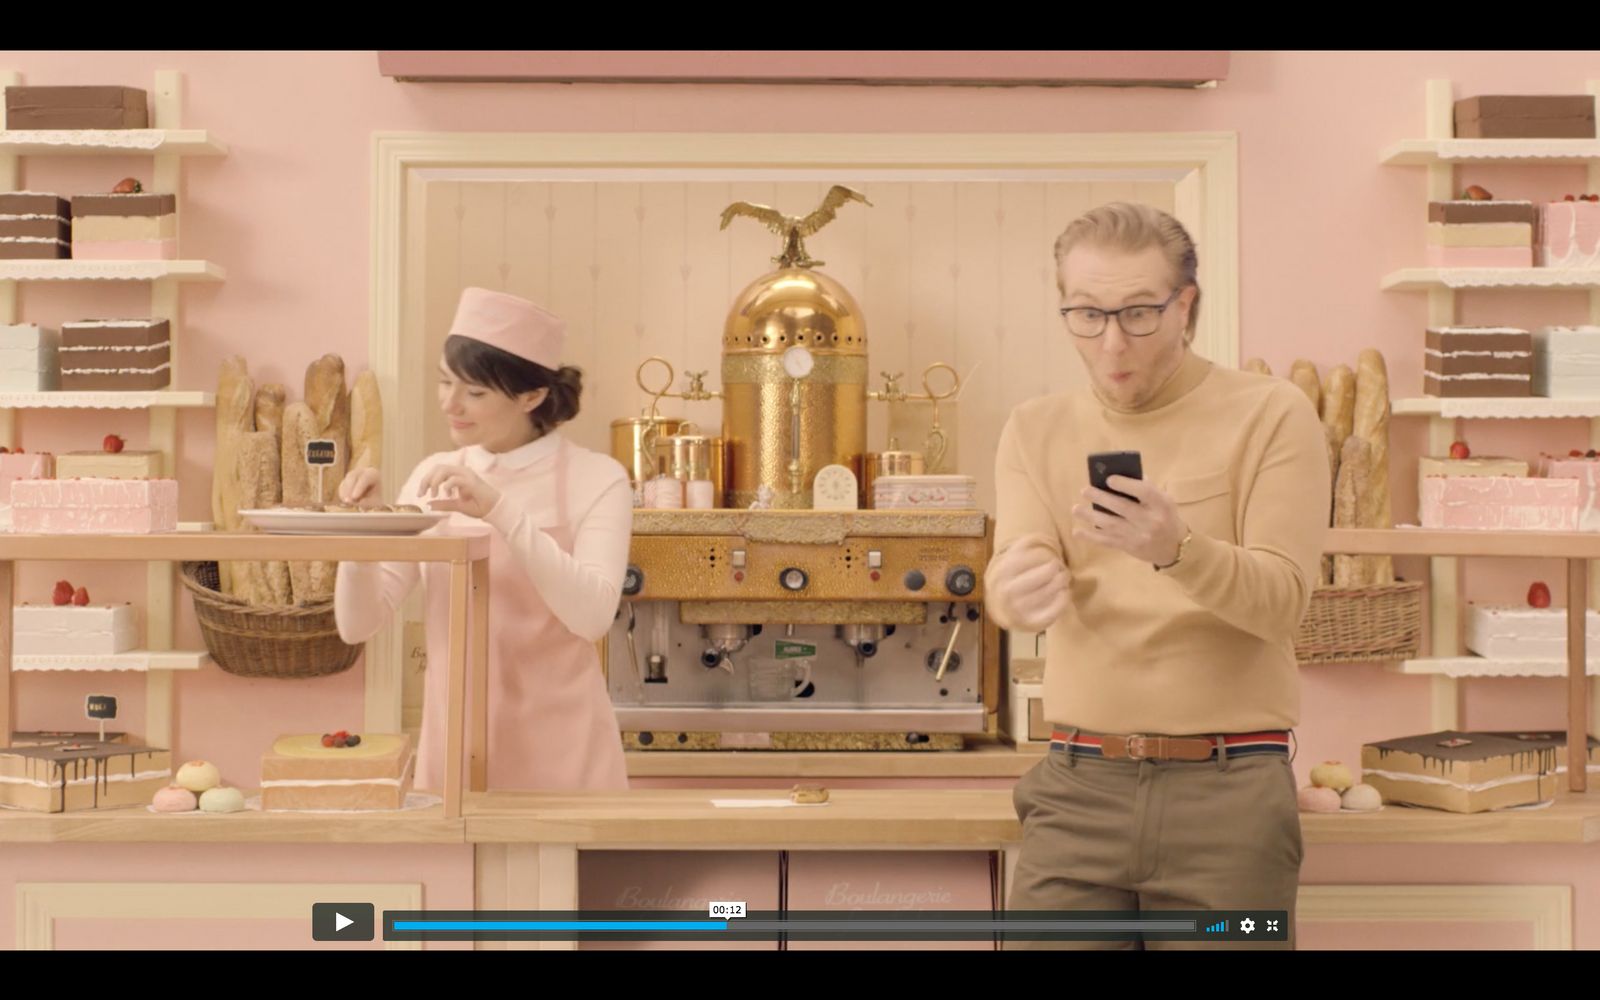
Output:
(334, 287), (633, 791)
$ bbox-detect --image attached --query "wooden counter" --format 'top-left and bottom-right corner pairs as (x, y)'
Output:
(466, 789), (1019, 848)
(5, 789), (1598, 847)
(0, 799), (463, 844)
(624, 744), (1042, 780)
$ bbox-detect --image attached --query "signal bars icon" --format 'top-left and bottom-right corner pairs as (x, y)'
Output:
(1205, 919), (1227, 934)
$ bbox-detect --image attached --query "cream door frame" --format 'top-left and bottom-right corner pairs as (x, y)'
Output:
(367, 132), (1240, 708)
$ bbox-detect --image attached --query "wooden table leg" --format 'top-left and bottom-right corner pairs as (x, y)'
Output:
(1570, 559), (1590, 794)
(0, 560), (12, 747)
(471, 556), (490, 793)
(444, 560), (469, 819)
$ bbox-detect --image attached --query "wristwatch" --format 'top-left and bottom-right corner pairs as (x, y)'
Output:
(1155, 527), (1194, 572)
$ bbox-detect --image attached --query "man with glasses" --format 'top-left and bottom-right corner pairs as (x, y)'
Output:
(985, 203), (1329, 950)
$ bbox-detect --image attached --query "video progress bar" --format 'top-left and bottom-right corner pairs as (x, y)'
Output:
(391, 919), (1195, 933)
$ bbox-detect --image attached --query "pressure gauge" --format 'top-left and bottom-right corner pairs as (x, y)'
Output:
(782, 344), (815, 379)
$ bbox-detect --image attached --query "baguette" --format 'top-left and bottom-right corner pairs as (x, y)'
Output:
(1353, 349), (1394, 584)
(1289, 360), (1321, 413)
(1321, 364), (1356, 447)
(304, 354), (345, 434)
(350, 370), (383, 474)
(212, 358), (253, 595)
(1332, 436), (1373, 587)
(253, 384), (286, 440)
(281, 402), (318, 602)
(231, 431), (279, 605)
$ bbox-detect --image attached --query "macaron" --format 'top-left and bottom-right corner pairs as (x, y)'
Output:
(1297, 786), (1342, 813)
(151, 785), (197, 812)
(199, 786), (245, 814)
(175, 760), (221, 794)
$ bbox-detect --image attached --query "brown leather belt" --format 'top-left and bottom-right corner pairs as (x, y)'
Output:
(1050, 729), (1293, 762)
(1100, 734), (1215, 762)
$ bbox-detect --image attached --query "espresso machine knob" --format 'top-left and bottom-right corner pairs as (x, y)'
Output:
(903, 569), (926, 592)
(946, 566), (977, 596)
(780, 567), (810, 592)
(622, 565), (644, 596)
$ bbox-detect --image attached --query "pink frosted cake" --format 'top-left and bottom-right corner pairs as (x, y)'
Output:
(1541, 452), (1600, 530)
(1539, 198), (1600, 268)
(0, 451), (52, 502)
(13, 602), (137, 655)
(1426, 200), (1536, 268)
(1466, 603), (1600, 659)
(1419, 476), (1579, 530)
(10, 478), (177, 533)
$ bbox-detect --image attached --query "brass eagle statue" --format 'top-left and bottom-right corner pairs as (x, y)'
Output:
(719, 184), (872, 269)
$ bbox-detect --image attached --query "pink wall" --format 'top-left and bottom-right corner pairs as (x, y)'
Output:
(4, 50), (1599, 948)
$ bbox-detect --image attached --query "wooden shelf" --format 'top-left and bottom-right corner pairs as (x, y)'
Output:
(1382, 268), (1600, 291)
(0, 390), (213, 410)
(0, 129), (225, 157)
(12, 650), (208, 673)
(1392, 657), (1600, 679)
(0, 260), (224, 283)
(1381, 138), (1600, 166)
(1392, 396), (1600, 418)
(0, 531), (490, 563)
(1299, 791), (1600, 844)
(1329, 527), (1600, 558)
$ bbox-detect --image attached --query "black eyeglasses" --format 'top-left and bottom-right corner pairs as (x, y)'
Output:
(1059, 288), (1185, 339)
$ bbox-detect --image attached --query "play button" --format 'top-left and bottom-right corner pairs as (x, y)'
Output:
(312, 902), (375, 941)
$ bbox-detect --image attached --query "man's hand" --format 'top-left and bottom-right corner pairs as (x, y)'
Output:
(985, 534), (1071, 633)
(1072, 475), (1189, 567)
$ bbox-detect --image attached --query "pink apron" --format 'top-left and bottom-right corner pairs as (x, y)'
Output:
(414, 439), (629, 792)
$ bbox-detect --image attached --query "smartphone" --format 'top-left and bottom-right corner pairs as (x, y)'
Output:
(1087, 451), (1143, 516)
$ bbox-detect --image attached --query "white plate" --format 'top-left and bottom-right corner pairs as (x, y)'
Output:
(239, 509), (449, 536)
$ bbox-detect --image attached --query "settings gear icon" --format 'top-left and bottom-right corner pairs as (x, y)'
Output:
(1240, 917), (1256, 934)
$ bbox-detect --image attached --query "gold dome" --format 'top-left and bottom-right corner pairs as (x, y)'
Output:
(722, 267), (867, 357)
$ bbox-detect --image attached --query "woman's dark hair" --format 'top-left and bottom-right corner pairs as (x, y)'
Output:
(443, 334), (582, 435)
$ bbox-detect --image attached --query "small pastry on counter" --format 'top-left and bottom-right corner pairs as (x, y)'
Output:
(1297, 786), (1342, 813)
(151, 785), (197, 813)
(199, 786), (245, 814)
(1310, 760), (1354, 792)
(1341, 783), (1383, 812)
(789, 784), (829, 804)
(175, 759), (221, 794)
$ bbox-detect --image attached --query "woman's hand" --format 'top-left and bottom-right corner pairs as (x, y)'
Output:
(338, 466), (383, 506)
(420, 464), (503, 520)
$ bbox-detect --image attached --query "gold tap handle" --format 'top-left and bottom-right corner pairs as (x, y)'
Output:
(922, 363), (960, 473)
(870, 371), (906, 403)
(625, 604), (641, 686)
(637, 356), (677, 409)
(935, 617), (963, 682)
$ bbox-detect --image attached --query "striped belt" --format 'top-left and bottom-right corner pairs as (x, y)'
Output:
(1049, 729), (1291, 762)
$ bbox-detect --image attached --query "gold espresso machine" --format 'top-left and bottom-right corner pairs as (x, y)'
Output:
(605, 186), (1000, 750)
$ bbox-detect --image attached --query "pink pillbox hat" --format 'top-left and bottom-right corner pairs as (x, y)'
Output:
(448, 287), (565, 370)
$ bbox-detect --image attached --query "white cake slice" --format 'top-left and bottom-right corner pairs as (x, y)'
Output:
(1465, 604), (1600, 660)
(1534, 326), (1600, 398)
(13, 603), (138, 655)
(0, 324), (59, 392)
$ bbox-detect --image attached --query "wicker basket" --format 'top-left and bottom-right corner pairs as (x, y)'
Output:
(180, 561), (362, 679)
(1294, 580), (1424, 665)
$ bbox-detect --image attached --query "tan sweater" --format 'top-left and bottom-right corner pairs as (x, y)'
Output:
(986, 350), (1330, 735)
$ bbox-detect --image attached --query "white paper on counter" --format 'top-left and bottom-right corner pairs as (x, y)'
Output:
(710, 798), (830, 809)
